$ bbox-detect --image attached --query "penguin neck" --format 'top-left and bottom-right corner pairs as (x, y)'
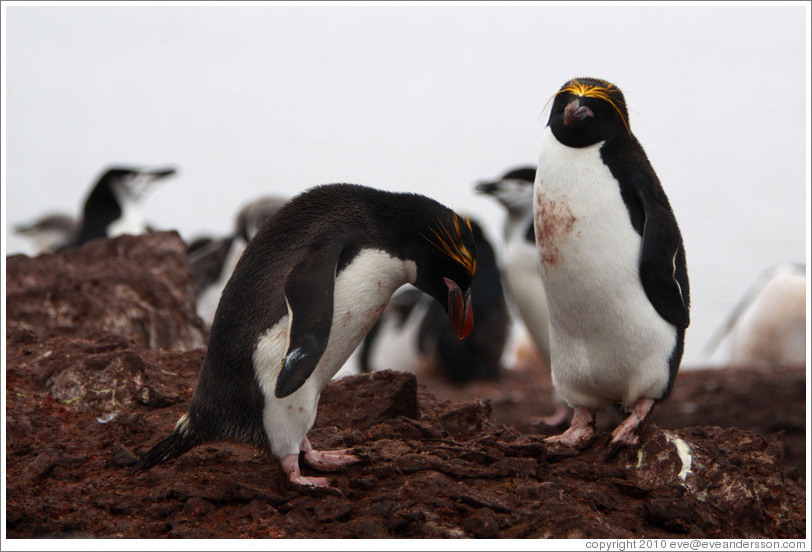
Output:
(107, 191), (146, 238)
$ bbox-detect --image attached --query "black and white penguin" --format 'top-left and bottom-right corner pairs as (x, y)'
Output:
(188, 195), (288, 326)
(475, 167), (551, 369)
(65, 166), (176, 249)
(131, 183), (476, 487)
(475, 167), (570, 426)
(359, 217), (508, 382)
(533, 77), (690, 448)
(14, 213), (78, 254)
(704, 263), (806, 366)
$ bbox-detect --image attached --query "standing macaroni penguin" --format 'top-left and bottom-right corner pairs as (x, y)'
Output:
(131, 183), (476, 487)
(533, 77), (690, 448)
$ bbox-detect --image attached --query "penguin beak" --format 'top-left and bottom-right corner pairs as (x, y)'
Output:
(563, 99), (594, 125)
(474, 181), (497, 195)
(144, 168), (177, 181)
(127, 168), (178, 198)
(444, 277), (474, 340)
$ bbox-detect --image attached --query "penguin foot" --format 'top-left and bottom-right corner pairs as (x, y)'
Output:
(290, 474), (332, 488)
(543, 406), (596, 450)
(300, 437), (360, 472)
(280, 453), (330, 488)
(303, 449), (360, 472)
(609, 397), (655, 447)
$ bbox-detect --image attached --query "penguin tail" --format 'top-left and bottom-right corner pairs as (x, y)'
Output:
(129, 417), (199, 475)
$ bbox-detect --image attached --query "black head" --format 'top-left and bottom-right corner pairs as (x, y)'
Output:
(405, 200), (477, 340)
(547, 77), (631, 148)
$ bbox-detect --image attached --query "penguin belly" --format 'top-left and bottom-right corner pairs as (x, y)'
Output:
(252, 249), (417, 458)
(502, 231), (551, 365)
(535, 129), (676, 410)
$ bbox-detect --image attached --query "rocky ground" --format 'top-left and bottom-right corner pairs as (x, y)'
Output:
(4, 232), (808, 539)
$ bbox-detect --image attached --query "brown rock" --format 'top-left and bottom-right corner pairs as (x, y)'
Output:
(3, 229), (806, 539)
(6, 231), (207, 351)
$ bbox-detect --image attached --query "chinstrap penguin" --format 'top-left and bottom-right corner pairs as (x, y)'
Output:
(64, 166), (176, 249)
(131, 183), (476, 487)
(359, 217), (508, 382)
(14, 213), (78, 254)
(475, 167), (570, 425)
(703, 263), (806, 367)
(475, 167), (552, 369)
(188, 195), (288, 326)
(533, 77), (690, 449)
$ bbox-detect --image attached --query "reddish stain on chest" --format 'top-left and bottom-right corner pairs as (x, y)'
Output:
(534, 187), (577, 266)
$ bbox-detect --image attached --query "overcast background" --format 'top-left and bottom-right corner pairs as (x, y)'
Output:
(3, 3), (809, 368)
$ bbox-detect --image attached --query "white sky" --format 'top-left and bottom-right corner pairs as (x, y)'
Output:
(2, 1), (810, 368)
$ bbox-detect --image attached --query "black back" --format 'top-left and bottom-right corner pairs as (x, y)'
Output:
(68, 169), (130, 247)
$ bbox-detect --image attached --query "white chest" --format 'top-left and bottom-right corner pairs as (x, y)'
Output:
(502, 225), (550, 351)
(252, 249), (417, 456)
(533, 128), (675, 407)
(534, 128), (640, 275)
(107, 201), (146, 238)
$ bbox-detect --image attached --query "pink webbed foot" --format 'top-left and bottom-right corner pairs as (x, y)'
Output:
(544, 406), (596, 449)
(280, 453), (330, 488)
(610, 397), (655, 447)
(300, 437), (360, 472)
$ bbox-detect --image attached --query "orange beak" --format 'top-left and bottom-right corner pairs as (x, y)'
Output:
(444, 277), (474, 340)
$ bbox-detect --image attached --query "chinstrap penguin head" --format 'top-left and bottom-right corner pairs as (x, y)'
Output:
(475, 166), (536, 215)
(234, 196), (288, 243)
(104, 167), (177, 205)
(547, 77), (631, 148)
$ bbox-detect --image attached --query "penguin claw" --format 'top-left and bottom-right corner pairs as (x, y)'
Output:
(281, 453), (332, 488)
(609, 397), (654, 448)
(609, 429), (640, 447)
(289, 475), (331, 488)
(544, 432), (596, 452)
(303, 449), (361, 472)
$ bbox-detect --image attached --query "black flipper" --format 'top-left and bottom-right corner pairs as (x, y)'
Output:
(632, 172), (690, 329)
(274, 241), (347, 398)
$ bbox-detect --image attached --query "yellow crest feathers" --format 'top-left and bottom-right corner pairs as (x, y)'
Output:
(556, 78), (631, 135)
(421, 213), (477, 276)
